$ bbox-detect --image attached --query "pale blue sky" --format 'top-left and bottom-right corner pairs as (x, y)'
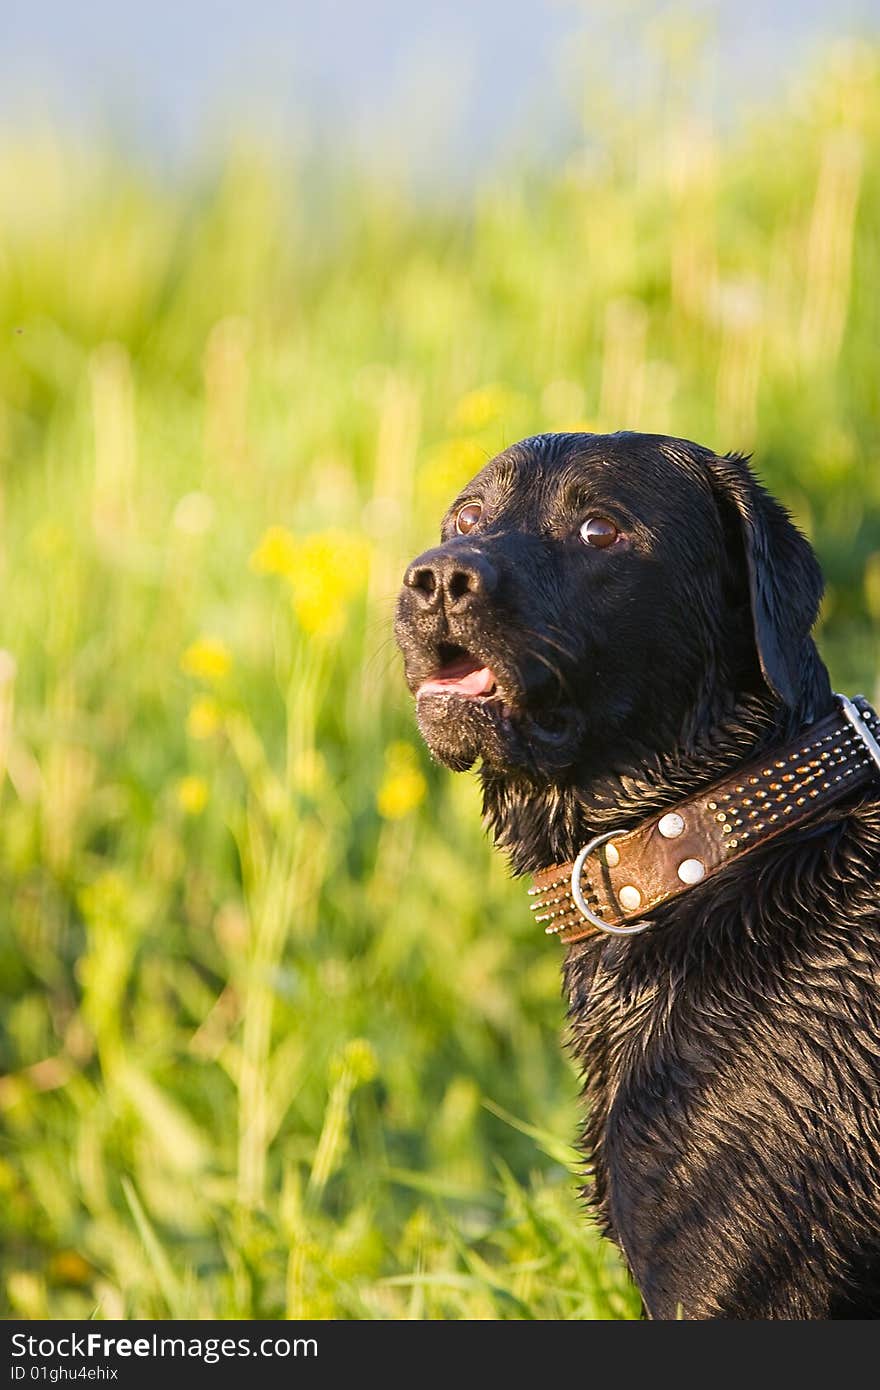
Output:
(3, 1), (879, 179)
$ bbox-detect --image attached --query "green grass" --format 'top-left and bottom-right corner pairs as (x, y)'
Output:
(1, 40), (879, 1319)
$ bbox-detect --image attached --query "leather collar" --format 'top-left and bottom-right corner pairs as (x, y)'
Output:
(530, 694), (880, 944)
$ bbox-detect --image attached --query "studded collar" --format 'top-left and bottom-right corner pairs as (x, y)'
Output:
(530, 694), (880, 944)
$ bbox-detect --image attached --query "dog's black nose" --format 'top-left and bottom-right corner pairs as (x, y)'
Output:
(403, 545), (497, 611)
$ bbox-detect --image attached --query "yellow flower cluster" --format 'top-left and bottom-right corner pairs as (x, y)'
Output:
(48, 1250), (92, 1285)
(418, 436), (486, 512)
(186, 694), (223, 739)
(180, 637), (232, 682)
(250, 525), (370, 639)
(451, 383), (525, 431)
(177, 775), (209, 816)
(376, 741), (427, 820)
(249, 525), (298, 576)
(333, 1038), (379, 1084)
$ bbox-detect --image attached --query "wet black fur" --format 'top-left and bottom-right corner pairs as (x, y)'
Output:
(395, 431), (880, 1319)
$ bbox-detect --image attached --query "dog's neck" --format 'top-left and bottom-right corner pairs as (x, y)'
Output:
(481, 676), (834, 877)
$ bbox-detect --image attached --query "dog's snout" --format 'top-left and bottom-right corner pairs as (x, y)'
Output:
(403, 546), (497, 611)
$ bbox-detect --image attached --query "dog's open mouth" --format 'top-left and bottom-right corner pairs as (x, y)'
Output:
(415, 643), (571, 746)
(417, 646), (506, 707)
(407, 638), (576, 772)
(417, 647), (497, 700)
(412, 644), (520, 771)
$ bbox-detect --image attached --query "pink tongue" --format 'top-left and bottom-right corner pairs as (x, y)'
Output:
(418, 664), (496, 698)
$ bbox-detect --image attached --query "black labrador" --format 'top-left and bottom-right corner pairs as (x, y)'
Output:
(394, 431), (880, 1319)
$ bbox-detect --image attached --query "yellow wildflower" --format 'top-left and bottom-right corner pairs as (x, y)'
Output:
(177, 775), (209, 816)
(186, 694), (223, 739)
(251, 526), (370, 638)
(289, 530), (370, 638)
(48, 1250), (92, 1286)
(180, 637), (231, 682)
(377, 742), (427, 820)
(418, 437), (486, 511)
(342, 1038), (379, 1083)
(451, 383), (525, 432)
(292, 747), (328, 796)
(328, 1037), (379, 1085)
(250, 524), (298, 578)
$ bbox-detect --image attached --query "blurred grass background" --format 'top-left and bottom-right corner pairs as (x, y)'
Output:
(1, 37), (880, 1320)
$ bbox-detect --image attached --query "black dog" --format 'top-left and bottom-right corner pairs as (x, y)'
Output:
(395, 431), (880, 1319)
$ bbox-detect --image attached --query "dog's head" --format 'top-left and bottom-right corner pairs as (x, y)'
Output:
(395, 432), (830, 782)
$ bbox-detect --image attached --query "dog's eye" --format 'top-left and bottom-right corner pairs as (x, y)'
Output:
(455, 501), (483, 535)
(579, 516), (619, 548)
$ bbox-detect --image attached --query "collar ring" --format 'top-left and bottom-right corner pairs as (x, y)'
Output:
(570, 831), (650, 937)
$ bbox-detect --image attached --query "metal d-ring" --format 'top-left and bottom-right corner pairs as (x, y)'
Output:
(836, 693), (880, 774)
(570, 830), (650, 937)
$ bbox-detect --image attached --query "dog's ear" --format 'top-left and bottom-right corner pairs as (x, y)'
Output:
(706, 453), (824, 710)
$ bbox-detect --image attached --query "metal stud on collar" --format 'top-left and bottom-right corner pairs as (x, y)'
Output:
(570, 830), (650, 937)
(836, 693), (880, 773)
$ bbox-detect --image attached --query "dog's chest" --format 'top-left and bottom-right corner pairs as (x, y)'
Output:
(561, 824), (880, 1318)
